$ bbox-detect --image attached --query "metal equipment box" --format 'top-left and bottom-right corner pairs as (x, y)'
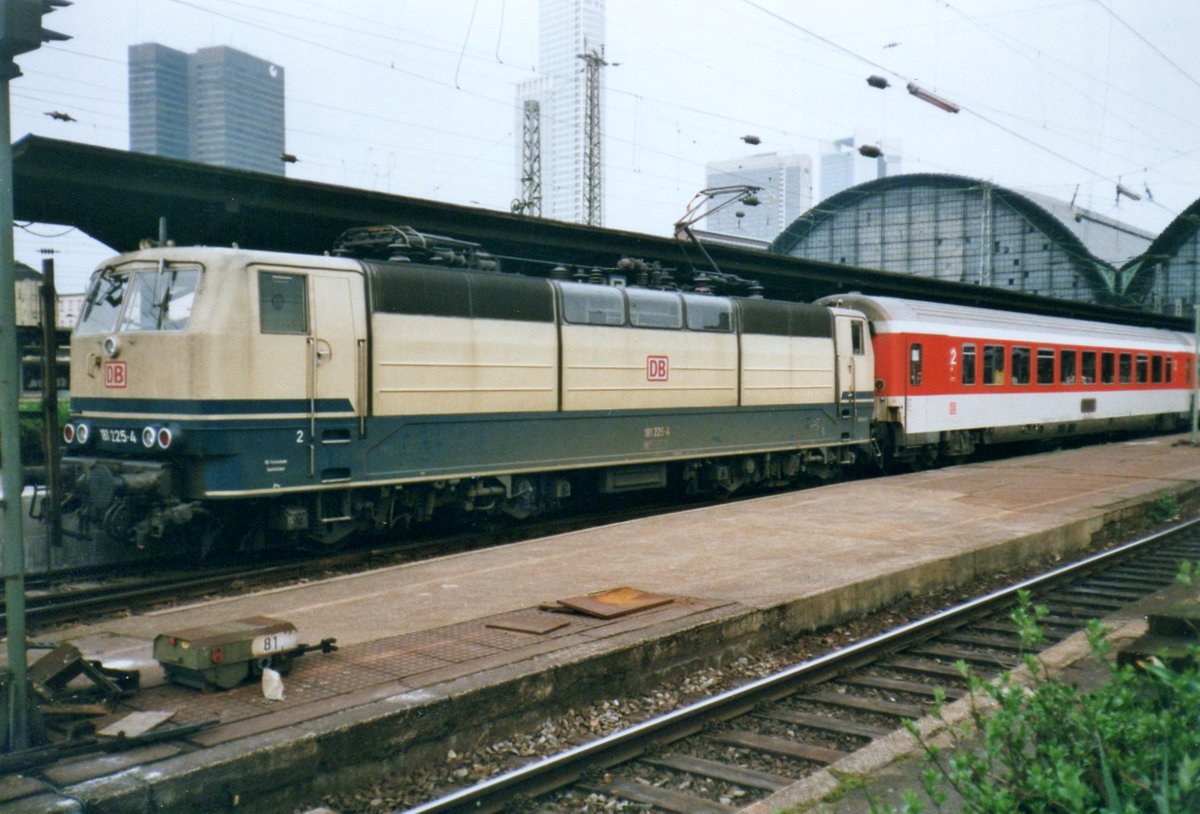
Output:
(153, 616), (301, 690)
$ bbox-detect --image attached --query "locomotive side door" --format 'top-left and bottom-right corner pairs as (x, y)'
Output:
(832, 313), (872, 437)
(307, 271), (368, 479)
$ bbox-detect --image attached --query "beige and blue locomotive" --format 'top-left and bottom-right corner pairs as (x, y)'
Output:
(60, 231), (876, 553)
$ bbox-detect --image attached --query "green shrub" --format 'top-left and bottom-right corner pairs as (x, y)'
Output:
(873, 589), (1200, 814)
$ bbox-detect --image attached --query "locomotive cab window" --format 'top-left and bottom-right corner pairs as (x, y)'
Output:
(909, 343), (922, 386)
(1101, 352), (1115, 384)
(682, 293), (733, 332)
(851, 320), (865, 355)
(983, 345), (1005, 385)
(79, 264), (201, 335)
(962, 343), (976, 385)
(1060, 349), (1077, 384)
(1011, 346), (1031, 385)
(259, 272), (308, 334)
(560, 282), (625, 326)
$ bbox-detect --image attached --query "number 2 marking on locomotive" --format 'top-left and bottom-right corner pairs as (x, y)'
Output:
(296, 430), (305, 443)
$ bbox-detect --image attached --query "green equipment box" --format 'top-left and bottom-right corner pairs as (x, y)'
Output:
(153, 615), (334, 690)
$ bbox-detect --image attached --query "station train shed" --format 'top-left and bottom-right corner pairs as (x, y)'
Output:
(11, 135), (1196, 331)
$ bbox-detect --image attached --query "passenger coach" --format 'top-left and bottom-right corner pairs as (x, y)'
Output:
(819, 294), (1194, 465)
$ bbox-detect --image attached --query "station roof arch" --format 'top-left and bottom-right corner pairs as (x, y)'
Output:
(770, 173), (1123, 305)
(1119, 197), (1200, 309)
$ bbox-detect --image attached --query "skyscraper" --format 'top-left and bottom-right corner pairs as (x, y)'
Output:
(515, 0), (606, 224)
(819, 135), (902, 201)
(704, 153), (814, 242)
(129, 44), (286, 176)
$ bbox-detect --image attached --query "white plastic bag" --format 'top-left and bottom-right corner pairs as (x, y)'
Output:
(262, 667), (285, 701)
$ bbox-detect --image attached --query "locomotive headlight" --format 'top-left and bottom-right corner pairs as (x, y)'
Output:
(76, 423), (90, 445)
(103, 335), (121, 358)
(157, 427), (173, 450)
(62, 423), (75, 444)
(142, 426), (156, 448)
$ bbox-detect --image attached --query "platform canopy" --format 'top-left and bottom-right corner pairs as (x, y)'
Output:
(11, 136), (1185, 329)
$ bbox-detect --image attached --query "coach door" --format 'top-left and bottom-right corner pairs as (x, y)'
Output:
(307, 271), (368, 479)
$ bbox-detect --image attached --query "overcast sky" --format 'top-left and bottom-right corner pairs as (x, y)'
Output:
(9, 0), (1200, 292)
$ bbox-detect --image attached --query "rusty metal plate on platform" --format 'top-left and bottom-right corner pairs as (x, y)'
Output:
(485, 612), (571, 635)
(556, 587), (673, 619)
(97, 709), (177, 739)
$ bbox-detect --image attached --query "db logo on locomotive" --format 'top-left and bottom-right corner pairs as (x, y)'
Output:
(104, 360), (128, 389)
(646, 355), (669, 382)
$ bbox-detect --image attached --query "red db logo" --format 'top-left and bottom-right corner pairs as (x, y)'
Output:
(646, 355), (669, 382)
(104, 360), (127, 389)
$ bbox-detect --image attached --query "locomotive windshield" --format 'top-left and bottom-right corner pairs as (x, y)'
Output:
(77, 264), (200, 335)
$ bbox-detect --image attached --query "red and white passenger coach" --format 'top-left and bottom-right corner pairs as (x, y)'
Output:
(820, 294), (1195, 464)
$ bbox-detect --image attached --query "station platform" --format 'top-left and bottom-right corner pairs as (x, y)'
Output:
(3, 436), (1199, 812)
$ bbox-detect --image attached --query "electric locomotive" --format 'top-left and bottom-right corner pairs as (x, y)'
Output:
(59, 227), (876, 555)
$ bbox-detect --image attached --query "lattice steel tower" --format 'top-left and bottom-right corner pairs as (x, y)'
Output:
(513, 99), (543, 216)
(577, 44), (607, 226)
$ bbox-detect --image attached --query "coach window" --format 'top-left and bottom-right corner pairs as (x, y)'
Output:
(1081, 351), (1097, 384)
(983, 344), (1005, 385)
(1036, 349), (1054, 385)
(1060, 349), (1077, 384)
(627, 288), (683, 329)
(1012, 346), (1031, 385)
(1136, 354), (1149, 384)
(1152, 356), (1163, 383)
(1166, 356), (1174, 383)
(910, 344), (922, 386)
(259, 271), (308, 334)
(1101, 352), (1115, 384)
(560, 282), (625, 326)
(682, 293), (732, 332)
(962, 343), (977, 385)
(1119, 353), (1132, 384)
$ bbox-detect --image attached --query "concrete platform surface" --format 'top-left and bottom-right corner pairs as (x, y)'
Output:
(2, 436), (1198, 812)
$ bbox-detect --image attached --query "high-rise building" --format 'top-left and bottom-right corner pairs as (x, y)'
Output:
(704, 153), (814, 242)
(128, 43), (190, 161)
(819, 135), (901, 201)
(129, 44), (286, 176)
(515, 0), (606, 224)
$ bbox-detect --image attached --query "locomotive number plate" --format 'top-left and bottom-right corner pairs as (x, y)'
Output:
(98, 428), (139, 446)
(252, 630), (299, 657)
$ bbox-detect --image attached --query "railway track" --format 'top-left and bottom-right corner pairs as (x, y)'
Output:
(404, 516), (1200, 814)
